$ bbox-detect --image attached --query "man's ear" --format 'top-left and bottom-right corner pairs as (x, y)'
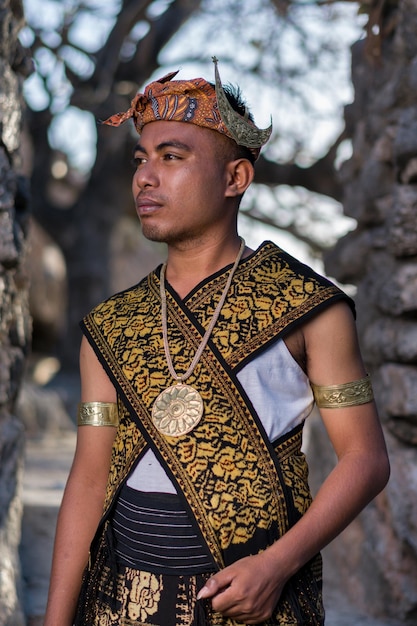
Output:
(225, 159), (255, 197)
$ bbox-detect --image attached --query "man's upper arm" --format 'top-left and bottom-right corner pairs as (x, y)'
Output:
(79, 335), (117, 402)
(73, 336), (118, 480)
(304, 300), (366, 386)
(303, 301), (386, 459)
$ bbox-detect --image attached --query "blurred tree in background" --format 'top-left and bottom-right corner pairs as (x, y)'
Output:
(19, 0), (365, 371)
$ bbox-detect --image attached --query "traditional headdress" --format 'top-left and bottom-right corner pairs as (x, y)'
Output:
(102, 57), (272, 160)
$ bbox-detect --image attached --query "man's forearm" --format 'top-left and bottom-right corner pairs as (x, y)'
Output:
(265, 447), (389, 579)
(44, 472), (107, 625)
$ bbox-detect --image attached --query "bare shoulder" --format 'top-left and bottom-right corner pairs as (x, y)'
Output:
(79, 335), (117, 402)
(302, 300), (366, 385)
(305, 299), (356, 335)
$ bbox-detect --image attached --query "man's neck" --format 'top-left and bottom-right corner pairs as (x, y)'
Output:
(164, 236), (252, 300)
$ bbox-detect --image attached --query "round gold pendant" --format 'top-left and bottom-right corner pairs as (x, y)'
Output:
(152, 383), (204, 436)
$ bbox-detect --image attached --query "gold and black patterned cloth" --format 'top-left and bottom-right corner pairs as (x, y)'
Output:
(101, 58), (271, 162)
(75, 242), (353, 625)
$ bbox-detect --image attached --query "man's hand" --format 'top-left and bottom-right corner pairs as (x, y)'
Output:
(197, 551), (284, 624)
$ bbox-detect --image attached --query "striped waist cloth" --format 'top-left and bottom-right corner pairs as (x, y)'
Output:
(111, 484), (216, 575)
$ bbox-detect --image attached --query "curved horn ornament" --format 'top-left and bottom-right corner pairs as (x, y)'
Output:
(212, 57), (272, 149)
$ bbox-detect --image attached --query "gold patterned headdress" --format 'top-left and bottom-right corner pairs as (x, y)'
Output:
(102, 58), (272, 160)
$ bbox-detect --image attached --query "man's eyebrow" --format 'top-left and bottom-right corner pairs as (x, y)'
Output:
(156, 140), (192, 152)
(133, 142), (147, 155)
(133, 140), (192, 154)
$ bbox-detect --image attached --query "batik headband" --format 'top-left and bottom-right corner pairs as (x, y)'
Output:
(102, 57), (272, 160)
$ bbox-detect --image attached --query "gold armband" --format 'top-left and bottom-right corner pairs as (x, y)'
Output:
(311, 375), (374, 409)
(77, 402), (119, 427)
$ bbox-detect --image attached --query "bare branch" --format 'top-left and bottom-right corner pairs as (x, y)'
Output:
(117, 0), (204, 84)
(240, 205), (325, 255)
(71, 0), (155, 104)
(254, 131), (345, 202)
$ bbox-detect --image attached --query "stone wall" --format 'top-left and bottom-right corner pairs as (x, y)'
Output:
(0, 1), (31, 624)
(316, 1), (417, 622)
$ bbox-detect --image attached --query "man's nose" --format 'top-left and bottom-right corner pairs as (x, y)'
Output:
(134, 161), (158, 189)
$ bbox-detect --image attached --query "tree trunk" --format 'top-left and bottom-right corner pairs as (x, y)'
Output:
(0, 1), (32, 623)
(310, 1), (417, 622)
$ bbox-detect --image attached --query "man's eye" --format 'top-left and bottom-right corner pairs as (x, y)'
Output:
(132, 156), (146, 168)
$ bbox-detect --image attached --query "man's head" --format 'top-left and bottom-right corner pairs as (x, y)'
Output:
(106, 60), (272, 246)
(103, 58), (272, 164)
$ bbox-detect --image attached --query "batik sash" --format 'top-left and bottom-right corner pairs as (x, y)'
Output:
(78, 242), (352, 624)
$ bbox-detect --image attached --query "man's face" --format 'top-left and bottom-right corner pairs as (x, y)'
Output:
(131, 120), (236, 246)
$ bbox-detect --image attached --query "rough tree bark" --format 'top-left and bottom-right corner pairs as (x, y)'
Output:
(0, 0), (32, 624)
(310, 1), (417, 622)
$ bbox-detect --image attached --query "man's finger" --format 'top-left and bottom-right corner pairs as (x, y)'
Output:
(197, 575), (230, 600)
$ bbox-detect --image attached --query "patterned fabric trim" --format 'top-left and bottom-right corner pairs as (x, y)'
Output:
(183, 241), (353, 372)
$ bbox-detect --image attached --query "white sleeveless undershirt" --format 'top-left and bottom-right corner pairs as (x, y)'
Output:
(127, 338), (314, 494)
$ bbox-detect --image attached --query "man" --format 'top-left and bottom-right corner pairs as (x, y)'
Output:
(44, 59), (389, 625)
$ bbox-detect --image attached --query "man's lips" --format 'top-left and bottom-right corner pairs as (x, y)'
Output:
(135, 198), (162, 215)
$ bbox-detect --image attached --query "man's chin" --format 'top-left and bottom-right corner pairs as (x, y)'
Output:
(141, 225), (187, 246)
(141, 226), (167, 243)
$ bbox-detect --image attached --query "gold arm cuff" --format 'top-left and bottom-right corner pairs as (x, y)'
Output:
(311, 375), (374, 409)
(77, 402), (119, 427)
